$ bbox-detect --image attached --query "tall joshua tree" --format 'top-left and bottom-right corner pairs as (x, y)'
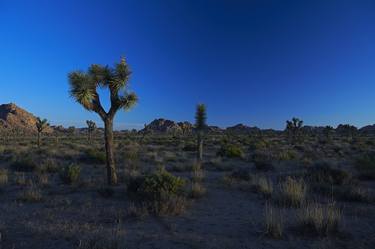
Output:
(36, 117), (49, 148)
(68, 57), (138, 185)
(195, 104), (207, 164)
(285, 117), (303, 144)
(86, 120), (97, 142)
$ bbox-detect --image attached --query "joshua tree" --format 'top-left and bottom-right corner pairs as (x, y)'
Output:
(285, 117), (303, 144)
(336, 124), (358, 140)
(68, 57), (138, 185)
(195, 104), (207, 164)
(323, 125), (334, 142)
(86, 120), (97, 142)
(36, 117), (49, 148)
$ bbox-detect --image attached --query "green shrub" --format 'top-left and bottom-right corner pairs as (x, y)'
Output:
(127, 169), (185, 201)
(60, 164), (81, 184)
(217, 144), (244, 159)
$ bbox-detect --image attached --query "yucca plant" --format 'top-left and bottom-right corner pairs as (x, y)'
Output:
(195, 104), (207, 164)
(68, 57), (138, 185)
(36, 117), (49, 148)
(86, 120), (97, 142)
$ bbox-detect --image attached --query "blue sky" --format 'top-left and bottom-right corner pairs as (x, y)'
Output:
(1, 0), (375, 130)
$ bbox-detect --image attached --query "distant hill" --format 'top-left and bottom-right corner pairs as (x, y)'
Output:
(0, 103), (52, 134)
(226, 123), (261, 134)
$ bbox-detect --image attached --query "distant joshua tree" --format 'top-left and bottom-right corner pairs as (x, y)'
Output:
(285, 117), (303, 144)
(323, 125), (334, 142)
(68, 57), (138, 185)
(86, 120), (97, 142)
(195, 104), (207, 164)
(36, 117), (49, 148)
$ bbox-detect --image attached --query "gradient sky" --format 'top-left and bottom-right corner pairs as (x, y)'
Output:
(1, 0), (375, 130)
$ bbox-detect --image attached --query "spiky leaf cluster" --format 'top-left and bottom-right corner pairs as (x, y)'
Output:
(36, 117), (49, 133)
(195, 104), (207, 131)
(68, 57), (138, 120)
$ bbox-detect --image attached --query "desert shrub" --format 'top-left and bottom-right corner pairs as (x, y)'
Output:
(249, 139), (269, 151)
(0, 169), (8, 186)
(10, 157), (38, 172)
(60, 164), (81, 184)
(355, 154), (375, 180)
(36, 173), (49, 187)
(298, 202), (341, 237)
(337, 185), (371, 203)
(217, 144), (244, 159)
(191, 163), (205, 182)
(277, 177), (307, 207)
(126, 202), (149, 218)
(307, 161), (352, 185)
(126, 169), (186, 215)
(127, 169), (185, 201)
(82, 149), (106, 164)
(264, 203), (283, 239)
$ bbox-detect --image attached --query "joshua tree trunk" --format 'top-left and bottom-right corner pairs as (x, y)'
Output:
(37, 132), (41, 148)
(104, 117), (117, 185)
(197, 132), (203, 164)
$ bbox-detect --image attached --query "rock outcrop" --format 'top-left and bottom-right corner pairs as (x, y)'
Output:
(0, 103), (52, 134)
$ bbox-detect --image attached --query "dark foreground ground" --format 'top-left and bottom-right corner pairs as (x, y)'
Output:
(0, 133), (374, 249)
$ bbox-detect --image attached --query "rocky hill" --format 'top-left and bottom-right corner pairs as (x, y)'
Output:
(141, 119), (193, 134)
(0, 103), (52, 134)
(226, 123), (260, 134)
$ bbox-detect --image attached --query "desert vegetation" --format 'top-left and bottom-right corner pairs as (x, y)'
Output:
(0, 105), (374, 248)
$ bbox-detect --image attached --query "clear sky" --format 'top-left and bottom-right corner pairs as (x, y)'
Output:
(1, 0), (375, 130)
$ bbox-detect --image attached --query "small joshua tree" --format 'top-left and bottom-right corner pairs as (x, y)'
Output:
(86, 120), (97, 142)
(285, 117), (303, 144)
(195, 104), (207, 164)
(36, 117), (49, 148)
(68, 57), (138, 185)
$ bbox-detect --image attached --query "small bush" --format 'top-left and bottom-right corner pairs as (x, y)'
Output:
(298, 202), (341, 237)
(217, 144), (244, 159)
(39, 159), (59, 173)
(60, 164), (81, 184)
(264, 203), (283, 239)
(252, 151), (274, 171)
(277, 177), (306, 207)
(97, 187), (114, 198)
(126, 169), (187, 215)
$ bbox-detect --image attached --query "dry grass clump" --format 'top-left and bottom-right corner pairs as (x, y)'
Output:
(191, 163), (205, 182)
(0, 169), (8, 186)
(277, 177), (307, 207)
(37, 173), (49, 187)
(297, 202), (341, 236)
(252, 176), (273, 197)
(18, 187), (43, 202)
(264, 203), (283, 239)
(189, 181), (207, 199)
(126, 202), (149, 219)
